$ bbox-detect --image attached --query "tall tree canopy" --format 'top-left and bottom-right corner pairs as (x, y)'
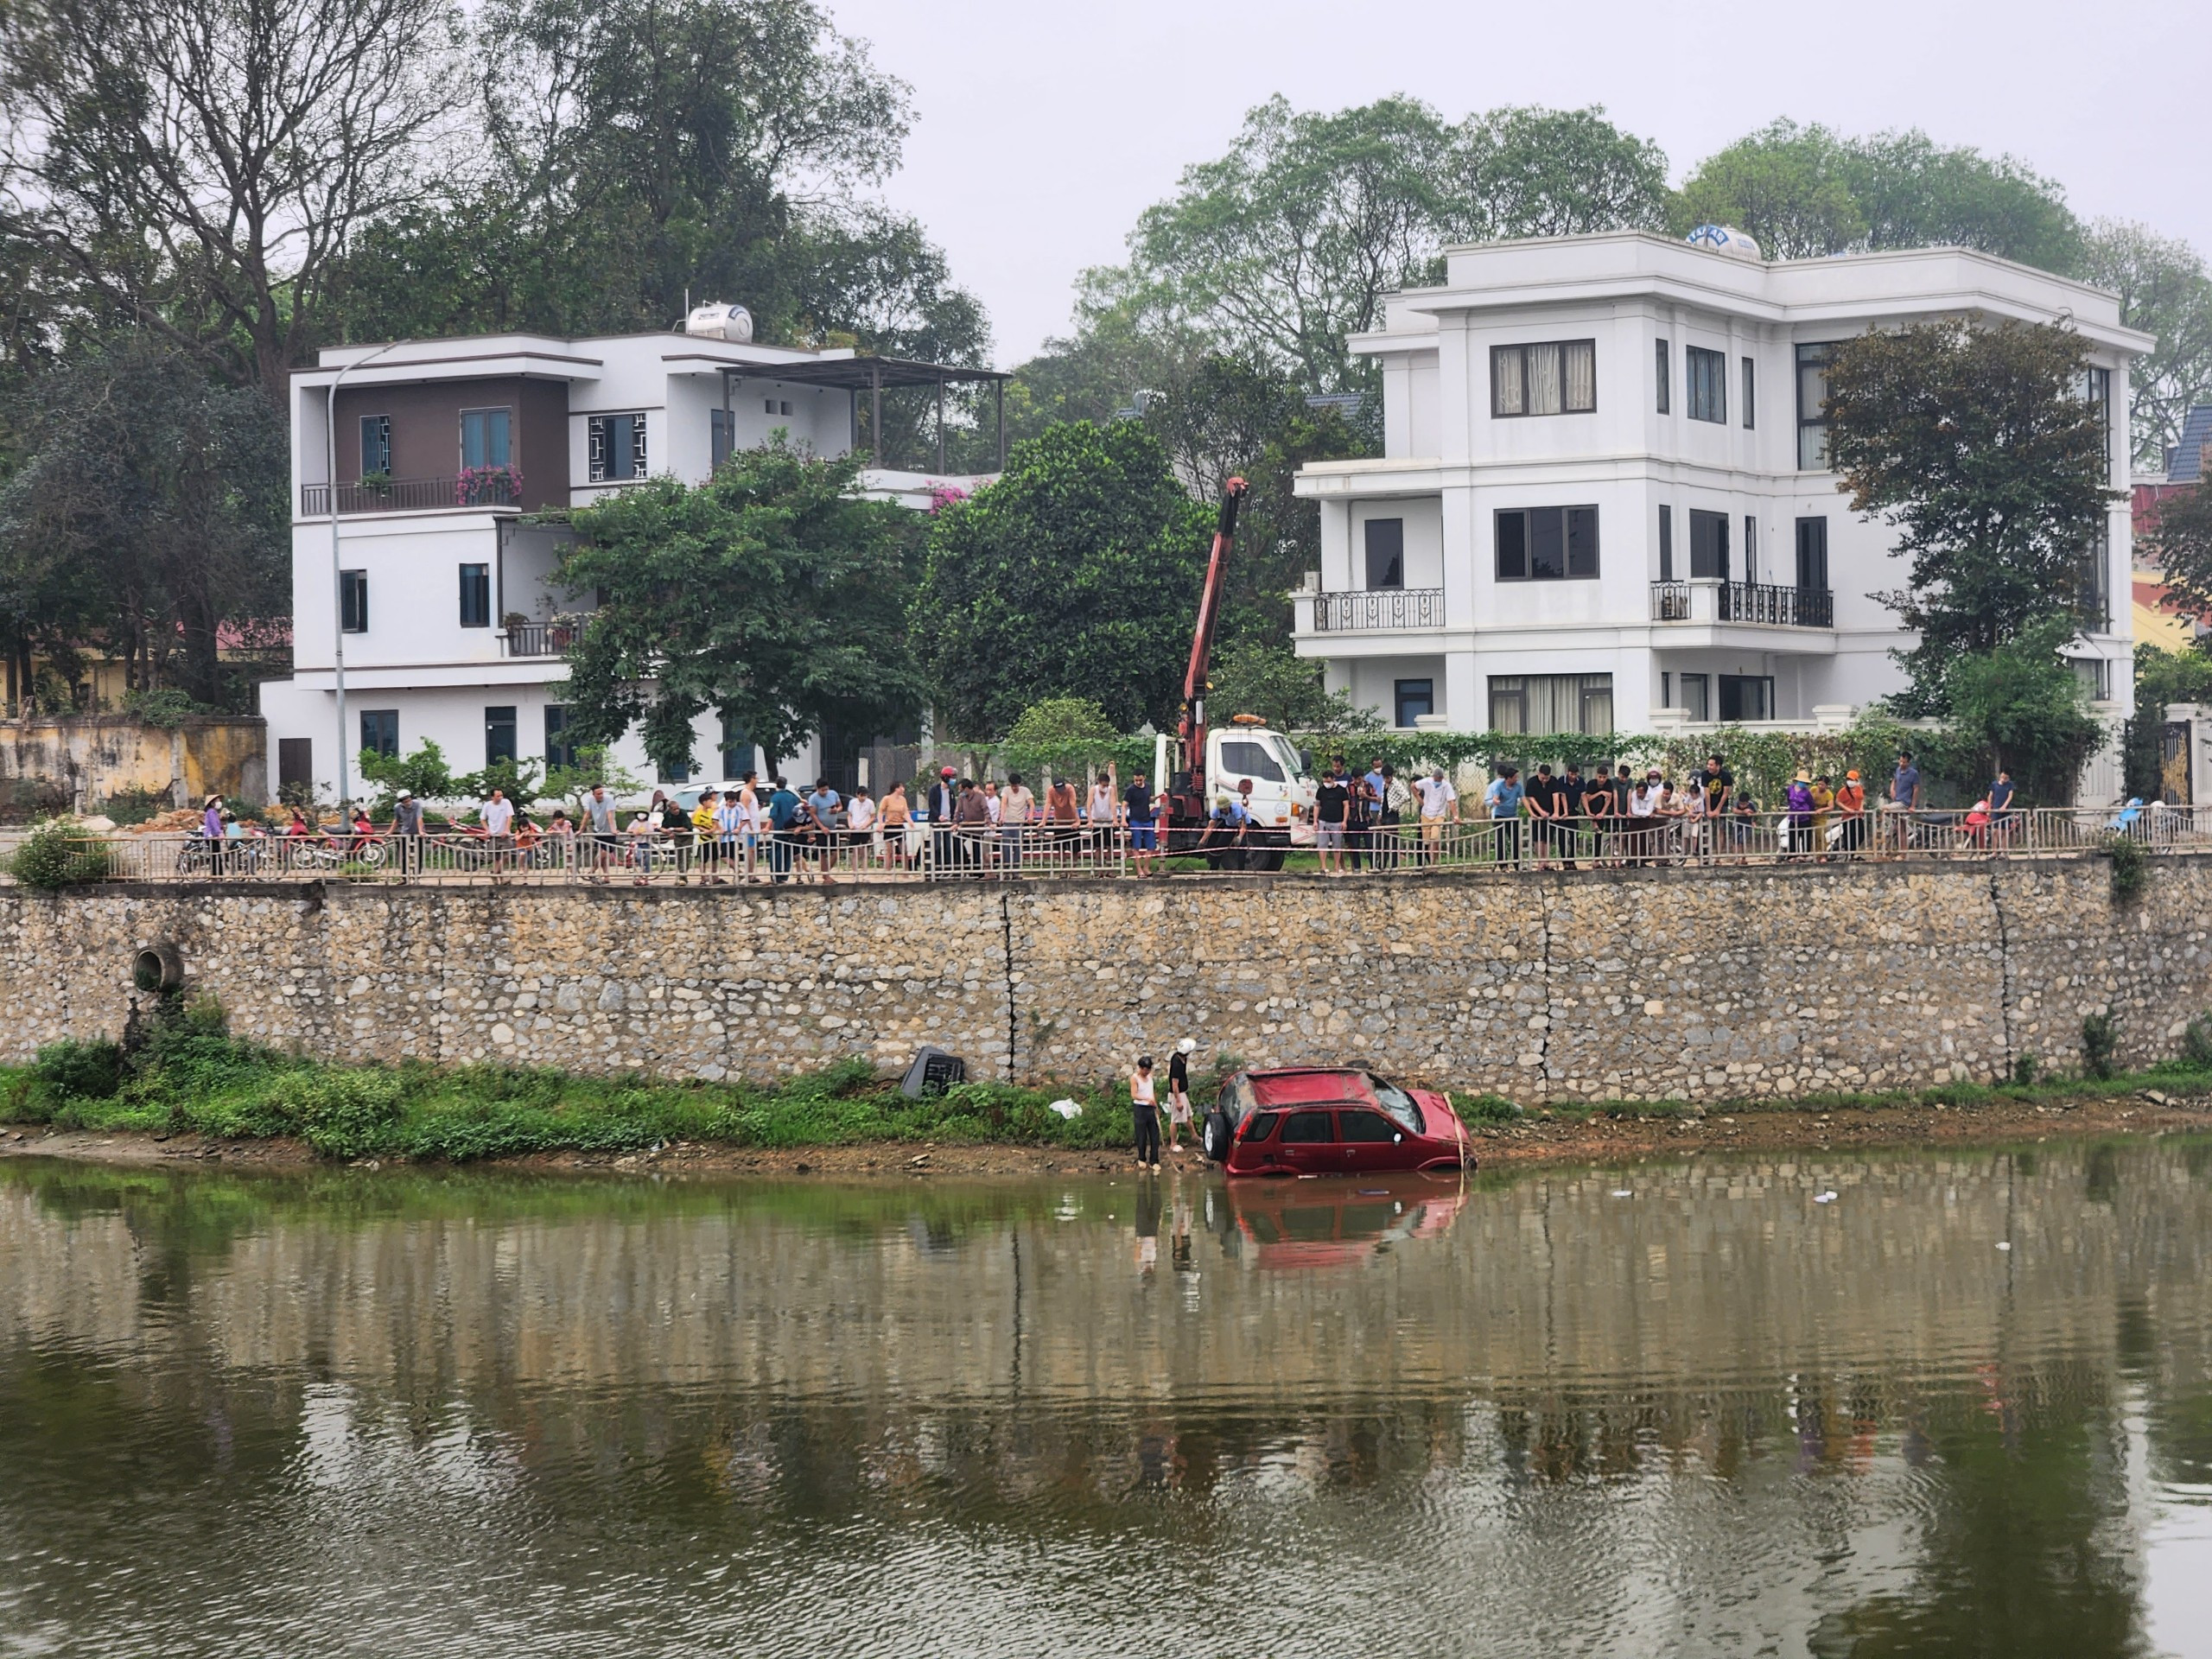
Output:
(1824, 320), (2117, 709)
(1089, 96), (1666, 397)
(1138, 354), (1368, 639)
(556, 440), (918, 774)
(0, 340), (289, 705)
(0, 0), (464, 407)
(912, 422), (1211, 738)
(0, 0), (988, 422)
(1671, 121), (2082, 271)
(2080, 219), (2212, 470)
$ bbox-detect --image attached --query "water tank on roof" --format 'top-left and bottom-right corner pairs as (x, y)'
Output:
(684, 302), (753, 342)
(1686, 224), (1763, 261)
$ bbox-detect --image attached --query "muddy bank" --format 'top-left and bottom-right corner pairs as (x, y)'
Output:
(8, 1084), (2209, 1178)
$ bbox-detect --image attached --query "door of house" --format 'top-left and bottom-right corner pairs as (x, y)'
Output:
(277, 738), (313, 797)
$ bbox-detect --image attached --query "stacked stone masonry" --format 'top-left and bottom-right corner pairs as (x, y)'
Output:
(5, 859), (2209, 1102)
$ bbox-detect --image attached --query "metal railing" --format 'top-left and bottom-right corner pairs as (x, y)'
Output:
(300, 474), (522, 516)
(1650, 581), (1834, 626)
(1721, 582), (1833, 627)
(1312, 588), (1444, 632)
(19, 805), (2211, 887)
(502, 621), (580, 658)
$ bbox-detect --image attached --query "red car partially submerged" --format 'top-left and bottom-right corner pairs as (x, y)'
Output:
(1203, 1067), (1473, 1177)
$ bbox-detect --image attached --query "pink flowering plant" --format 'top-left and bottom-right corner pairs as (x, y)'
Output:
(457, 465), (524, 506)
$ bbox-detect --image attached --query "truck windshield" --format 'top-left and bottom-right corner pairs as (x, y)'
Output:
(1219, 739), (1285, 784)
(1267, 734), (1307, 780)
(1369, 1076), (1426, 1135)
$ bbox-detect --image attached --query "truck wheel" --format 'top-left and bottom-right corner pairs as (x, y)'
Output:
(1252, 847), (1287, 873)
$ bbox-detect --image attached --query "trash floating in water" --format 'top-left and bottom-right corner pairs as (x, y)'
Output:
(1996, 1241), (2012, 1251)
(1611, 1190), (1633, 1198)
(1814, 1192), (1839, 1204)
(1047, 1098), (1083, 1120)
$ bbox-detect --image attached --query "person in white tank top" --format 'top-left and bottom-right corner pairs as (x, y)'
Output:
(1128, 1056), (1160, 1170)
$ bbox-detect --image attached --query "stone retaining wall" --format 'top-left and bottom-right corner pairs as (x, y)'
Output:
(5, 857), (2209, 1101)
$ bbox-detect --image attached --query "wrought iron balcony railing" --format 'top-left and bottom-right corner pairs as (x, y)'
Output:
(301, 473), (522, 515)
(1651, 581), (1833, 627)
(502, 621), (580, 658)
(1312, 588), (1444, 632)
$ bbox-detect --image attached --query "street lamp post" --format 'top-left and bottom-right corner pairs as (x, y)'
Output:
(324, 339), (416, 811)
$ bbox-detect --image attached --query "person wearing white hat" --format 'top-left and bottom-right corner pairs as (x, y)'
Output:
(1166, 1037), (1197, 1153)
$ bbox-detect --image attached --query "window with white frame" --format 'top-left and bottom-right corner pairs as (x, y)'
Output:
(1687, 346), (1726, 423)
(1491, 340), (1596, 417)
(588, 413), (648, 482)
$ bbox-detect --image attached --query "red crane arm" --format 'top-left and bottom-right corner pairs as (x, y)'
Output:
(1176, 477), (1249, 802)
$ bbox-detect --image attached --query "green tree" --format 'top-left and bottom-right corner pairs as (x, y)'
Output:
(1824, 320), (2117, 709)
(556, 438), (917, 776)
(1439, 105), (1668, 242)
(0, 0), (462, 407)
(1205, 639), (1381, 736)
(912, 421), (1211, 737)
(1670, 121), (1865, 258)
(1139, 354), (1372, 639)
(0, 340), (289, 707)
(318, 0), (992, 461)
(1671, 121), (2082, 273)
(2081, 219), (2212, 469)
(995, 697), (1147, 779)
(356, 739), (459, 810)
(1936, 618), (2103, 804)
(1097, 96), (1664, 396)
(2140, 480), (2212, 620)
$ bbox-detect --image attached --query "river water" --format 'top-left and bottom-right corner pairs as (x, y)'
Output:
(1, 1141), (2209, 1658)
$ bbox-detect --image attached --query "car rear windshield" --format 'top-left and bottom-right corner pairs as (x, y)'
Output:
(1370, 1076), (1426, 1135)
(1218, 1076), (1259, 1124)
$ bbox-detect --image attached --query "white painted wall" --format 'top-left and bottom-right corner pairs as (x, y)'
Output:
(1298, 232), (2153, 741)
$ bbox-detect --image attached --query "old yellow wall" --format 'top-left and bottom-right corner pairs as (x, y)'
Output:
(0, 715), (266, 811)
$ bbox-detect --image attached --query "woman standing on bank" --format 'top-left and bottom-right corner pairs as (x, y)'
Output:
(1129, 1055), (1162, 1172)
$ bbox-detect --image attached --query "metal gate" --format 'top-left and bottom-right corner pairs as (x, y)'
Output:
(2160, 720), (2192, 805)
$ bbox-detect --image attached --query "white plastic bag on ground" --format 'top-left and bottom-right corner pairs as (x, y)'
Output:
(1047, 1098), (1083, 1120)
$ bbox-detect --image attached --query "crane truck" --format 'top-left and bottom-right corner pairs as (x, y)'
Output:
(1153, 477), (1318, 870)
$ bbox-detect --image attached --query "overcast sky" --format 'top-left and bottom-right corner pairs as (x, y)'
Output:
(823, 0), (2209, 368)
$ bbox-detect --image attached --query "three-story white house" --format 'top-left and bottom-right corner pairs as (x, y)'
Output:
(261, 312), (1002, 800)
(1291, 230), (2149, 757)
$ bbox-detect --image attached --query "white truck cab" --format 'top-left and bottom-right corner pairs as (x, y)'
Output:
(1155, 719), (1318, 862)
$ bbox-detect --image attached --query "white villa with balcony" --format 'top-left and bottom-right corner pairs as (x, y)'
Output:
(261, 317), (1002, 800)
(1291, 231), (2149, 759)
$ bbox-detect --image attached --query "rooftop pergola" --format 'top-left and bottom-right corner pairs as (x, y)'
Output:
(719, 355), (1012, 473)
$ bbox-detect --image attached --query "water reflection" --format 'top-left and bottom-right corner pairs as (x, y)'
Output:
(0, 1145), (2208, 1656)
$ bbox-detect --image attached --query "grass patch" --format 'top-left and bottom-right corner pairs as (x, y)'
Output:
(0, 1001), (1159, 1165)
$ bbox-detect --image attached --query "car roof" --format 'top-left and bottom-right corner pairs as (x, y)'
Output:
(1249, 1068), (1373, 1108)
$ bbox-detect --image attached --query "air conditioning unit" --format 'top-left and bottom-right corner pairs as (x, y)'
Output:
(684, 302), (753, 342)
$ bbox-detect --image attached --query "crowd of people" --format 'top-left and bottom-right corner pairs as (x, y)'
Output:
(168, 747), (2073, 883)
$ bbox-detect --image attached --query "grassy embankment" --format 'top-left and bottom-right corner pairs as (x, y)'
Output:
(4, 995), (2209, 1165)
